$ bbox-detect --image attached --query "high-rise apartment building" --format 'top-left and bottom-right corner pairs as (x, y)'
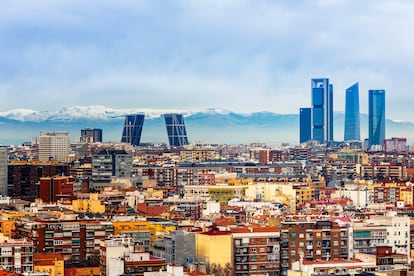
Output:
(91, 149), (132, 190)
(311, 78), (333, 143)
(368, 90), (386, 147)
(344, 82), (360, 141)
(38, 131), (71, 162)
(121, 114), (145, 147)
(299, 108), (312, 143)
(0, 146), (7, 196)
(164, 113), (189, 147)
(80, 128), (102, 143)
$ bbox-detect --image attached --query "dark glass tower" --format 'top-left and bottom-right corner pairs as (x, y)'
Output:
(369, 90), (386, 147)
(164, 113), (189, 147)
(344, 83), (360, 141)
(311, 78), (333, 143)
(121, 114), (145, 146)
(299, 108), (312, 143)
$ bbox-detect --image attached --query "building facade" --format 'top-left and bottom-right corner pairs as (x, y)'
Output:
(311, 78), (333, 143)
(91, 149), (132, 189)
(299, 108), (312, 144)
(121, 114), (145, 147)
(38, 132), (71, 162)
(368, 89), (386, 147)
(0, 146), (7, 196)
(344, 82), (360, 141)
(80, 128), (103, 143)
(163, 113), (189, 147)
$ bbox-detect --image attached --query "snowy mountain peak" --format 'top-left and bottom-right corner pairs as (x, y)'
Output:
(0, 106), (202, 122)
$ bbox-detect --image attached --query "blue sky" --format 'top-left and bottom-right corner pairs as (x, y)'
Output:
(1, 0), (414, 120)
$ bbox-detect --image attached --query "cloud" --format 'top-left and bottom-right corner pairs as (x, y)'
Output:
(0, 0), (414, 121)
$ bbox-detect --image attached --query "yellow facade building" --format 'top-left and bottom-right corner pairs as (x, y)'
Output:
(208, 185), (247, 205)
(34, 253), (64, 276)
(72, 194), (105, 213)
(0, 212), (24, 238)
(196, 229), (232, 269)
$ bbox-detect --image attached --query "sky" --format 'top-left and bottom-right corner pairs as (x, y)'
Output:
(1, 0), (414, 120)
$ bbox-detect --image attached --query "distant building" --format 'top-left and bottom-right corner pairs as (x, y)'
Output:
(153, 230), (196, 267)
(0, 146), (7, 196)
(39, 176), (74, 203)
(80, 128), (102, 143)
(299, 107), (312, 143)
(344, 82), (360, 141)
(311, 78), (334, 143)
(0, 234), (34, 274)
(100, 236), (166, 276)
(38, 131), (71, 162)
(121, 114), (145, 147)
(383, 137), (407, 152)
(164, 113), (189, 147)
(368, 89), (386, 147)
(196, 228), (232, 271)
(91, 149), (132, 190)
(7, 162), (70, 201)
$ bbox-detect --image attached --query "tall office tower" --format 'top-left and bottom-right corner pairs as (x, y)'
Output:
(164, 113), (189, 147)
(369, 89), (386, 147)
(38, 131), (71, 162)
(344, 82), (360, 141)
(299, 108), (312, 143)
(81, 128), (103, 143)
(0, 146), (7, 196)
(311, 78), (333, 143)
(121, 114), (145, 147)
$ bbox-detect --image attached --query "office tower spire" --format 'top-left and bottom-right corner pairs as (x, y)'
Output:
(369, 90), (386, 147)
(121, 114), (145, 147)
(164, 113), (189, 147)
(344, 82), (360, 141)
(311, 78), (333, 143)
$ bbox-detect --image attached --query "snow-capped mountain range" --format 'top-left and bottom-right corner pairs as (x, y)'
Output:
(0, 105), (413, 145)
(0, 105), (202, 122)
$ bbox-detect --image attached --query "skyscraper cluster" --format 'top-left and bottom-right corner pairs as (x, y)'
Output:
(300, 78), (386, 148)
(300, 78), (334, 144)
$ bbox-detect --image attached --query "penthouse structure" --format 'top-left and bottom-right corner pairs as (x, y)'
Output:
(164, 113), (189, 147)
(121, 114), (145, 147)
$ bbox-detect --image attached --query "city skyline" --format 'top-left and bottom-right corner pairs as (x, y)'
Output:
(1, 1), (414, 121)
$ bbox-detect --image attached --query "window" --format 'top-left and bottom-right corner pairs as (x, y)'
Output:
(299, 233), (304, 238)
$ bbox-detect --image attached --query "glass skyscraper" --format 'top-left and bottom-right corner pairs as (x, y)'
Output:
(121, 114), (145, 147)
(164, 113), (189, 147)
(311, 78), (333, 143)
(299, 108), (312, 143)
(344, 82), (360, 141)
(369, 90), (386, 147)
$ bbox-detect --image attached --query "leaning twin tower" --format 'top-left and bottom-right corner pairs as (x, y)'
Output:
(121, 113), (189, 147)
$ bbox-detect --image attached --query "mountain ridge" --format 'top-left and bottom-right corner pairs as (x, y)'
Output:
(0, 106), (412, 146)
